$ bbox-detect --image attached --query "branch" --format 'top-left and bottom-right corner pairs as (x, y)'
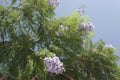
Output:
(62, 74), (74, 80)
(31, 75), (38, 80)
(0, 74), (10, 80)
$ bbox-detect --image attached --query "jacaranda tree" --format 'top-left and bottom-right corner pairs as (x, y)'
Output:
(0, 0), (120, 80)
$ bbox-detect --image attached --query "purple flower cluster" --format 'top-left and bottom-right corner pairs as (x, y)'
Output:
(79, 22), (95, 32)
(48, 0), (60, 7)
(44, 55), (65, 74)
(104, 44), (113, 49)
(76, 7), (85, 15)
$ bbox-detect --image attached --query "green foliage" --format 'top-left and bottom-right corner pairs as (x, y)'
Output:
(0, 0), (120, 80)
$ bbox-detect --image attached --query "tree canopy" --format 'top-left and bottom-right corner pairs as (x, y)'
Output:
(0, 0), (120, 80)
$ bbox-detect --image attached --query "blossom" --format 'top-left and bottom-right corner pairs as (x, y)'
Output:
(104, 44), (113, 48)
(48, 0), (60, 7)
(44, 55), (65, 74)
(76, 5), (86, 15)
(79, 22), (95, 32)
(76, 8), (85, 15)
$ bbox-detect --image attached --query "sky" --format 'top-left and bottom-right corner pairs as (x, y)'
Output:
(55, 0), (120, 56)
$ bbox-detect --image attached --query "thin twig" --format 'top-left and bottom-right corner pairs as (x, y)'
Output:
(31, 75), (38, 80)
(62, 74), (74, 80)
(0, 74), (10, 80)
(53, 75), (55, 80)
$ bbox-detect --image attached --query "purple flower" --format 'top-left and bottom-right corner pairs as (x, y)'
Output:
(79, 22), (95, 32)
(76, 8), (85, 15)
(76, 6), (86, 15)
(48, 0), (60, 7)
(104, 44), (113, 48)
(44, 55), (65, 74)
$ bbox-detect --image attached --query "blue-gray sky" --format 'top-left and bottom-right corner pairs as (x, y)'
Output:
(56, 0), (120, 56)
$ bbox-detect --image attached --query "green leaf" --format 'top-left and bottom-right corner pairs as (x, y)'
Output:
(12, 0), (16, 4)
(89, 31), (94, 37)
